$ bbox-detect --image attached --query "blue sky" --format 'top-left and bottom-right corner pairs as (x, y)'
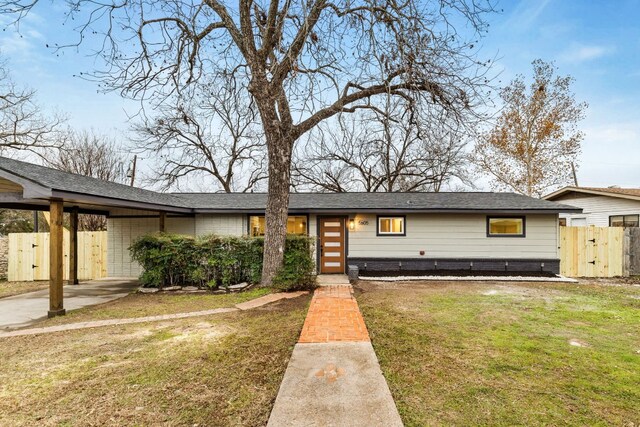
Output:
(0, 0), (638, 189)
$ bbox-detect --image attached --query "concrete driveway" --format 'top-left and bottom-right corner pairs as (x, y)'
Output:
(0, 278), (139, 330)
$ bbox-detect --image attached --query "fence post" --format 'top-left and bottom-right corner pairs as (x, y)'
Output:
(623, 228), (629, 277)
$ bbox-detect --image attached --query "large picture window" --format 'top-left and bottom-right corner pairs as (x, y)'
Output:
(249, 215), (308, 237)
(377, 216), (406, 236)
(487, 216), (525, 237)
(609, 214), (639, 227)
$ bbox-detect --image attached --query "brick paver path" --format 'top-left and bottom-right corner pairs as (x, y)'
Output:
(267, 276), (402, 426)
(298, 285), (369, 343)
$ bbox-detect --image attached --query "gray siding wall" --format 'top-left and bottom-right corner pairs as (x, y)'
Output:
(195, 214), (246, 236)
(554, 194), (640, 226)
(107, 216), (196, 277)
(347, 213), (558, 259)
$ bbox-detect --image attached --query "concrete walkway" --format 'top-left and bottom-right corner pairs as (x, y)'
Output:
(0, 278), (139, 330)
(268, 275), (403, 427)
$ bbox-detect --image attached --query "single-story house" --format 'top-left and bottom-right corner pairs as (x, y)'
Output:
(0, 157), (582, 282)
(544, 186), (640, 227)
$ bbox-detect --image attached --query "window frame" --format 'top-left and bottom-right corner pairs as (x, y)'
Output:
(376, 215), (406, 237)
(609, 214), (639, 227)
(486, 215), (526, 238)
(247, 213), (310, 237)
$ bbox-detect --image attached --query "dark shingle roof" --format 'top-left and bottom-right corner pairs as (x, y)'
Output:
(0, 157), (187, 208)
(173, 192), (582, 213)
(0, 157), (581, 213)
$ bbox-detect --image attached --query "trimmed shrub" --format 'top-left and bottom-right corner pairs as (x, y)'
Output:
(129, 233), (316, 291)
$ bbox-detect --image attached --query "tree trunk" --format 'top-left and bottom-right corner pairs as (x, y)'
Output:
(261, 133), (294, 287)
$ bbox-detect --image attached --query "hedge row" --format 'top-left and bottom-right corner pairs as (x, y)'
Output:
(128, 233), (316, 291)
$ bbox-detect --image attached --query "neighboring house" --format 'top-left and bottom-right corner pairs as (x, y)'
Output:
(544, 187), (640, 227)
(0, 157), (581, 276)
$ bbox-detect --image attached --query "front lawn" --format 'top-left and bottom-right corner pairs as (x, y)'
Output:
(44, 287), (271, 326)
(0, 293), (310, 426)
(356, 280), (640, 426)
(0, 280), (49, 299)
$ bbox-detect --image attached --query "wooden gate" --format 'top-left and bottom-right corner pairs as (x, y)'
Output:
(559, 226), (624, 277)
(7, 231), (107, 281)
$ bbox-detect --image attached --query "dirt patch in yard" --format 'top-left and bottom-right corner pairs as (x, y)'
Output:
(0, 281), (49, 299)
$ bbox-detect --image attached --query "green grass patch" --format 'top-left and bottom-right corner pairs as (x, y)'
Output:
(357, 280), (640, 426)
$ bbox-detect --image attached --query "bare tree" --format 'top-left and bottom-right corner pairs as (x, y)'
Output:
(134, 75), (266, 192)
(474, 60), (587, 197)
(0, 58), (65, 156)
(46, 129), (129, 231)
(293, 99), (473, 192)
(1, 0), (495, 285)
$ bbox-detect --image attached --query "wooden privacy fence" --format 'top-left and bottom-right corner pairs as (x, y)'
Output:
(559, 226), (638, 277)
(8, 231), (107, 282)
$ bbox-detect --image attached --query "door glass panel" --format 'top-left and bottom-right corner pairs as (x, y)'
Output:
(325, 252), (340, 257)
(324, 242), (340, 247)
(324, 262), (341, 267)
(324, 231), (340, 237)
(324, 221), (341, 227)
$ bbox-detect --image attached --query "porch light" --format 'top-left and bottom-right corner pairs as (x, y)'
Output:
(349, 218), (355, 231)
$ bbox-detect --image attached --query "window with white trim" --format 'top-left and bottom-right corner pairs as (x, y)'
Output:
(377, 216), (405, 236)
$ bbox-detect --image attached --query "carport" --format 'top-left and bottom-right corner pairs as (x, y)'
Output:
(0, 157), (191, 318)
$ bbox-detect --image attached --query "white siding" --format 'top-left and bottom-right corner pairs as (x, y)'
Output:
(195, 214), (246, 236)
(107, 217), (158, 277)
(555, 194), (640, 226)
(107, 216), (195, 277)
(347, 213), (558, 259)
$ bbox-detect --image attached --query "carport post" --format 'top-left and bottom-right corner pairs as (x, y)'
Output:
(159, 211), (166, 232)
(69, 206), (79, 285)
(48, 200), (65, 318)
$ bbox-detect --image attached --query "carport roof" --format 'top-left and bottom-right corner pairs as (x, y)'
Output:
(0, 157), (189, 213)
(0, 157), (582, 214)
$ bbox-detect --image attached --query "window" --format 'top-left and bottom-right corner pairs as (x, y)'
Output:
(249, 215), (308, 237)
(570, 217), (587, 226)
(487, 216), (525, 237)
(609, 215), (639, 228)
(377, 216), (405, 236)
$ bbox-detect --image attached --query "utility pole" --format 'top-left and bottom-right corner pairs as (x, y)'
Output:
(571, 162), (579, 187)
(129, 155), (137, 187)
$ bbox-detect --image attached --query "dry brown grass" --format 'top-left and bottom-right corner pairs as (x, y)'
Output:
(0, 294), (310, 426)
(41, 287), (271, 326)
(0, 281), (49, 299)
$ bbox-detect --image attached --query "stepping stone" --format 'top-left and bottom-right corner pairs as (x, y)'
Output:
(138, 288), (159, 294)
(163, 286), (182, 291)
(229, 282), (250, 290)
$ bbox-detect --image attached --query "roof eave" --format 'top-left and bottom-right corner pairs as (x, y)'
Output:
(193, 207), (582, 214)
(544, 187), (640, 202)
(50, 190), (192, 214)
